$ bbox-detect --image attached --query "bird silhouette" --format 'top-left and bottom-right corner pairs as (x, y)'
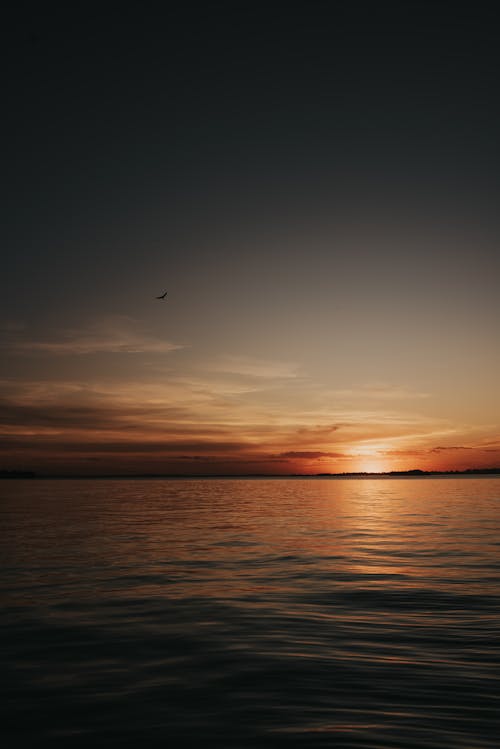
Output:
(156, 291), (168, 300)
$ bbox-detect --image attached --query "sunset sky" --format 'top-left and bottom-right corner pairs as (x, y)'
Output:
(2, 4), (500, 474)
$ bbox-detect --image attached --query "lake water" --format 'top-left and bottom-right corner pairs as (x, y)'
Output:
(1, 477), (500, 747)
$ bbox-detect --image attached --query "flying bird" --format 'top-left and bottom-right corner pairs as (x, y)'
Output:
(156, 291), (168, 300)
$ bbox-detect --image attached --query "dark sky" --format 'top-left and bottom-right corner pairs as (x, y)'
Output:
(5, 3), (500, 290)
(2, 2), (500, 474)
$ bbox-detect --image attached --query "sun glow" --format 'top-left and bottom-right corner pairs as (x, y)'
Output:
(354, 459), (388, 474)
(351, 443), (391, 473)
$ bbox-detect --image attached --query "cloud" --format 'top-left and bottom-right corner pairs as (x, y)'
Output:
(208, 355), (299, 379)
(332, 384), (430, 400)
(0, 436), (251, 454)
(5, 316), (183, 355)
(294, 424), (340, 438)
(429, 445), (474, 453)
(276, 450), (346, 459)
(2, 360), (498, 474)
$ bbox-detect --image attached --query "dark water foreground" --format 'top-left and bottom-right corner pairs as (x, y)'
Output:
(1, 477), (500, 747)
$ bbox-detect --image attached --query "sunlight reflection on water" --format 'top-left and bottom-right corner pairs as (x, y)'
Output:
(1, 477), (500, 747)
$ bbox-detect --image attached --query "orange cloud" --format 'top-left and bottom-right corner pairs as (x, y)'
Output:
(1, 352), (499, 475)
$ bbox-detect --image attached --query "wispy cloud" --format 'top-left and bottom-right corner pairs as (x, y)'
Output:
(330, 384), (430, 401)
(5, 317), (183, 355)
(208, 355), (299, 379)
(429, 445), (474, 453)
(2, 358), (499, 473)
(276, 450), (346, 460)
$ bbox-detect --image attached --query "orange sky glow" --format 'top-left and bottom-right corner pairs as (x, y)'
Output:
(1, 313), (499, 475)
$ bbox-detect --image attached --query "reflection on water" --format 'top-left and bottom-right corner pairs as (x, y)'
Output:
(1, 477), (500, 746)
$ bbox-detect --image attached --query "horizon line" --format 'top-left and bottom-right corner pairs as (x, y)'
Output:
(2, 468), (500, 479)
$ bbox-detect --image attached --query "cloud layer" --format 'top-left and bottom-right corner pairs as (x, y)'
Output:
(1, 365), (498, 474)
(1, 315), (499, 474)
(4, 317), (182, 355)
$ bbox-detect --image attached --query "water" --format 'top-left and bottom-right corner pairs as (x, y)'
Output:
(1, 477), (500, 747)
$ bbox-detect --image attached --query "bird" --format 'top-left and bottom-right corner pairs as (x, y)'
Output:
(156, 291), (168, 300)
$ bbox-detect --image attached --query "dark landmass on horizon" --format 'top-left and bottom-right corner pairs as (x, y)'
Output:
(2, 468), (500, 479)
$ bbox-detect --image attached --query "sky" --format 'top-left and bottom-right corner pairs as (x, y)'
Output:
(2, 3), (500, 475)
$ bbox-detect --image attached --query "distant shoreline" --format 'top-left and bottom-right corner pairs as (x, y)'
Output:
(2, 469), (500, 480)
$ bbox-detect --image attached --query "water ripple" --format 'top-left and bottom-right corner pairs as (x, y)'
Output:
(1, 477), (500, 747)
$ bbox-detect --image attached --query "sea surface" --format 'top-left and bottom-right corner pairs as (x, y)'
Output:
(1, 477), (500, 747)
